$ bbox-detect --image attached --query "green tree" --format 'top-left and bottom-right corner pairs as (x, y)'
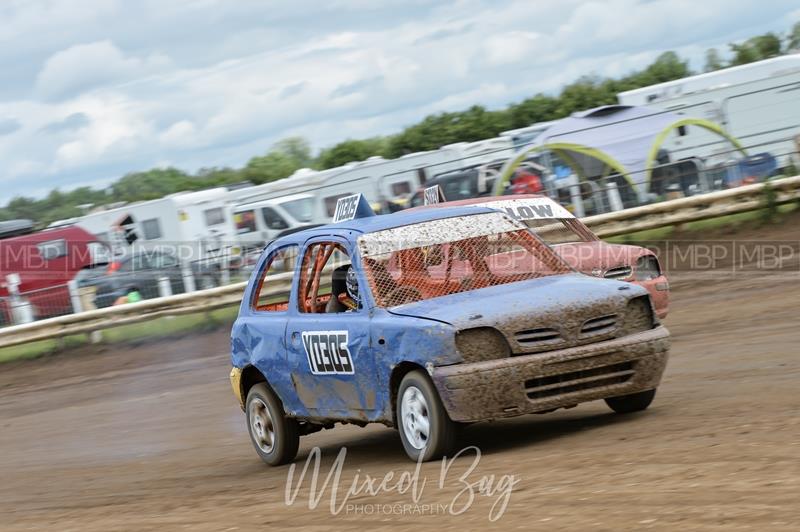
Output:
(272, 136), (313, 167)
(643, 51), (691, 83)
(112, 168), (193, 201)
(316, 137), (388, 169)
(555, 76), (616, 116)
(242, 152), (298, 184)
(241, 136), (317, 184)
(507, 94), (559, 129)
(387, 105), (510, 157)
(730, 32), (782, 65)
(704, 48), (725, 72)
(787, 21), (800, 51)
(194, 167), (243, 187)
(0, 196), (40, 221)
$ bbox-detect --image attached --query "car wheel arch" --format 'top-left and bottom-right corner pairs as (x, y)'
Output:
(240, 365), (273, 403)
(389, 361), (427, 427)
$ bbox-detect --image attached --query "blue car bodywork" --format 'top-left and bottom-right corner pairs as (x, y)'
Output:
(230, 206), (670, 430)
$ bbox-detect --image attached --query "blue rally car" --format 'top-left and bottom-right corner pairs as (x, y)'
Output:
(229, 198), (670, 464)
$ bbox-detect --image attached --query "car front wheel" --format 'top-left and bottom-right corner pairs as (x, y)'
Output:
(397, 370), (458, 462)
(605, 389), (657, 414)
(245, 383), (299, 466)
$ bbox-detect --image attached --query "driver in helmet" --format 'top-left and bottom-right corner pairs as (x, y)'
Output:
(339, 265), (360, 310)
(327, 264), (360, 312)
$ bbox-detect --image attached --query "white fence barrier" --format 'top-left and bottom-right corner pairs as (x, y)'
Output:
(0, 175), (798, 350)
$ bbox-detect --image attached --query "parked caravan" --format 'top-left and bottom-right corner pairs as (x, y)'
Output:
(618, 54), (800, 170)
(50, 188), (240, 280)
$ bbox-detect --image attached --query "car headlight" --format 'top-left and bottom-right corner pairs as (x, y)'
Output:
(622, 295), (655, 334)
(634, 255), (661, 281)
(455, 327), (510, 363)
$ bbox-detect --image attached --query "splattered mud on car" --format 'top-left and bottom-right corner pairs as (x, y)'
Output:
(229, 198), (670, 464)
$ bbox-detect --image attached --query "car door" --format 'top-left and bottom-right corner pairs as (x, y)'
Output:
(284, 237), (378, 418)
(236, 245), (305, 415)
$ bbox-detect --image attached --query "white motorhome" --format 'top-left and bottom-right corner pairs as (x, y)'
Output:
(618, 54), (800, 169)
(232, 193), (316, 249)
(50, 188), (240, 274)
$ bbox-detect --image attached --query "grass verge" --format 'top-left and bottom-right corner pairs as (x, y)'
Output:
(0, 306), (239, 364)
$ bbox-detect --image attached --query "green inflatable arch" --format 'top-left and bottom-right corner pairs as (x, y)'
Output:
(494, 118), (748, 196)
(644, 118), (747, 185)
(494, 141), (634, 196)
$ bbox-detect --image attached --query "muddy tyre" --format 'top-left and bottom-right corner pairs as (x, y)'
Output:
(605, 389), (657, 414)
(397, 370), (458, 462)
(245, 383), (300, 466)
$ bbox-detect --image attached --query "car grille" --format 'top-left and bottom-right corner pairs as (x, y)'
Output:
(580, 314), (618, 337)
(524, 361), (635, 400)
(604, 266), (632, 280)
(514, 327), (562, 347)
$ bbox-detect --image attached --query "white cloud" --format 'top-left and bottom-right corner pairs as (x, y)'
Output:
(35, 40), (170, 100)
(483, 31), (545, 66)
(159, 120), (197, 147)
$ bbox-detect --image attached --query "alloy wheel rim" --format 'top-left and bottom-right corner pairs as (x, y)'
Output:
(249, 398), (275, 453)
(401, 386), (430, 450)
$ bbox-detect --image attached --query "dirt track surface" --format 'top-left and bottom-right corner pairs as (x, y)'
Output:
(1, 227), (799, 530)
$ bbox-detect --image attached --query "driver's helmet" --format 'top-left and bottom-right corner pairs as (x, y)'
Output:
(346, 266), (360, 305)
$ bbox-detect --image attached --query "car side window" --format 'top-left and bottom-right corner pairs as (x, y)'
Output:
(37, 239), (67, 260)
(297, 242), (356, 313)
(262, 207), (289, 230)
(252, 245), (299, 312)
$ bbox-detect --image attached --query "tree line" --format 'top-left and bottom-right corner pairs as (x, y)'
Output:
(3, 21), (799, 227)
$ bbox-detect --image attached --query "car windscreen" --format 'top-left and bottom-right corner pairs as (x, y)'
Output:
(280, 197), (314, 223)
(521, 218), (588, 244)
(358, 212), (572, 307)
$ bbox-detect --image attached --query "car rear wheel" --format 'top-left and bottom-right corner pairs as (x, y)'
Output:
(605, 389), (657, 414)
(397, 370), (458, 462)
(245, 383), (299, 466)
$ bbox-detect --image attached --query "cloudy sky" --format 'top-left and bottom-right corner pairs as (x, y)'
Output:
(0, 0), (798, 200)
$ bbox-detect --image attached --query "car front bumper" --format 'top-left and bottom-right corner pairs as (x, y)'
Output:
(230, 367), (245, 410)
(432, 326), (670, 422)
